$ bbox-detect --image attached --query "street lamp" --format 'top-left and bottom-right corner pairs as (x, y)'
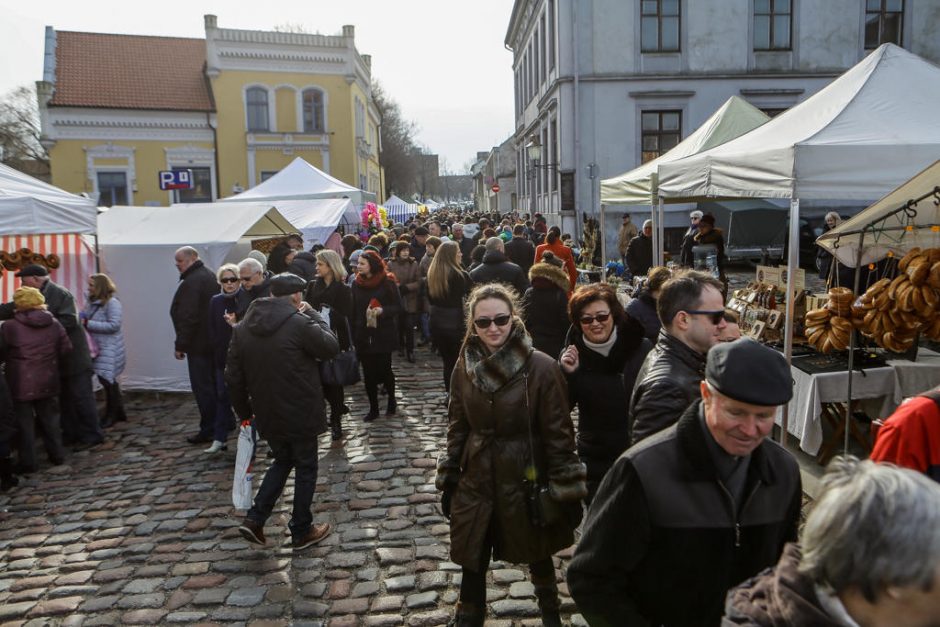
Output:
(525, 135), (556, 217)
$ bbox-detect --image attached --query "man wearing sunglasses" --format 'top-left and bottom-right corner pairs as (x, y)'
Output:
(234, 257), (272, 321)
(629, 270), (726, 445)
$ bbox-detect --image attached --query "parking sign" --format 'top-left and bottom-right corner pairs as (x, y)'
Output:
(159, 169), (194, 191)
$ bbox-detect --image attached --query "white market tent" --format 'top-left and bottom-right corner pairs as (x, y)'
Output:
(601, 96), (770, 205)
(177, 198), (359, 250)
(817, 160), (940, 267)
(383, 194), (417, 223)
(220, 157), (375, 206)
(99, 204), (298, 391)
(0, 163), (98, 307)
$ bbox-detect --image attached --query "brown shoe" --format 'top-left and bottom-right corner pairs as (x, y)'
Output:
(238, 518), (266, 545)
(292, 523), (332, 550)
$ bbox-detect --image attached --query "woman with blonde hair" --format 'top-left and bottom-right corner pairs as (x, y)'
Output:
(816, 211), (842, 282)
(305, 249), (353, 441)
(426, 241), (472, 393)
(81, 273), (127, 428)
(437, 283), (585, 626)
(204, 264), (240, 452)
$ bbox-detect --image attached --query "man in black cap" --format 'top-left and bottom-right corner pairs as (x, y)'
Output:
(569, 338), (801, 627)
(0, 264), (103, 449)
(226, 273), (339, 550)
(410, 226), (430, 263)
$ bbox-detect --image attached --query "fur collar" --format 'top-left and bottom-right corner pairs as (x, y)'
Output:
(463, 321), (533, 393)
(528, 262), (570, 293)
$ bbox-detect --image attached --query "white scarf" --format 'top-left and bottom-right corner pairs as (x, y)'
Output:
(583, 326), (618, 357)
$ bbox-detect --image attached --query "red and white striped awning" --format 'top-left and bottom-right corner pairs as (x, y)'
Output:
(1, 234), (97, 309)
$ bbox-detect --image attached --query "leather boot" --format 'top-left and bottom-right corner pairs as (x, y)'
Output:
(0, 457), (19, 492)
(446, 601), (484, 627)
(330, 412), (343, 442)
(533, 579), (562, 627)
(406, 349), (416, 363)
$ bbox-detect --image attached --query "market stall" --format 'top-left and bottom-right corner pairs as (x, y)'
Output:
(219, 157), (376, 206)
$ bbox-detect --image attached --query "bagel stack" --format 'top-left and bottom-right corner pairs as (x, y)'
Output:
(0, 248), (60, 271)
(803, 287), (855, 353)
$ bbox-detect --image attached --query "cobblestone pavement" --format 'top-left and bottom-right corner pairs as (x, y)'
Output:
(0, 347), (585, 626)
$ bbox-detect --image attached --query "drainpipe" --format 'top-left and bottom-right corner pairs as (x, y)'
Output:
(207, 112), (220, 199)
(572, 0), (582, 241)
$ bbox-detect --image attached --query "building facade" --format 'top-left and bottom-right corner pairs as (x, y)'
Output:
(37, 15), (383, 207)
(505, 0), (940, 236)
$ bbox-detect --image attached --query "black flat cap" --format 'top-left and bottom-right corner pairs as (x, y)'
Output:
(270, 273), (307, 297)
(15, 264), (49, 278)
(706, 338), (793, 406)
(414, 226), (429, 236)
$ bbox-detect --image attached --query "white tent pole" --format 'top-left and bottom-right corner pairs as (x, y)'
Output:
(844, 230), (865, 456)
(650, 199), (660, 269)
(658, 197), (666, 267)
(780, 197), (800, 446)
(600, 203), (608, 282)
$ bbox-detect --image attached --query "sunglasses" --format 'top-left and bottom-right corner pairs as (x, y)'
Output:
(473, 314), (512, 329)
(220, 277), (239, 284)
(685, 310), (725, 325)
(238, 276), (255, 283)
(579, 312), (611, 325)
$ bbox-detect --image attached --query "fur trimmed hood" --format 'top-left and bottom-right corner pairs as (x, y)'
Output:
(462, 320), (533, 394)
(529, 261), (570, 293)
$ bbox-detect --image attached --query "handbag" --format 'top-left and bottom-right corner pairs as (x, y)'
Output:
(232, 420), (257, 510)
(319, 317), (361, 386)
(84, 328), (100, 359)
(521, 373), (563, 528)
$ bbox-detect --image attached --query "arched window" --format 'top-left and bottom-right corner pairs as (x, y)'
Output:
(246, 87), (269, 132)
(302, 89), (325, 133)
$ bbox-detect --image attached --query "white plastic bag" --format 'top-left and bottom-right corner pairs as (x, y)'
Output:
(232, 420), (257, 510)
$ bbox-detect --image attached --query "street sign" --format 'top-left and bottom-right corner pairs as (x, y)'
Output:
(491, 184), (500, 193)
(159, 169), (194, 191)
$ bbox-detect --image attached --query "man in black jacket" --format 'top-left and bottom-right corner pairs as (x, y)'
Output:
(569, 339), (801, 627)
(169, 247), (219, 444)
(629, 270), (726, 444)
(1, 264), (102, 448)
(234, 257), (272, 321)
(451, 223), (476, 268)
(625, 219), (654, 278)
(469, 237), (529, 296)
(227, 273), (339, 550)
(504, 224), (536, 276)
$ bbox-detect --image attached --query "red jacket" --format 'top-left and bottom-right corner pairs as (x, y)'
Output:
(870, 390), (940, 483)
(1, 309), (72, 402)
(534, 240), (578, 290)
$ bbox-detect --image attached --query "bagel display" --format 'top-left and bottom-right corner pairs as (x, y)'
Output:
(0, 247), (60, 273)
(803, 288), (856, 354)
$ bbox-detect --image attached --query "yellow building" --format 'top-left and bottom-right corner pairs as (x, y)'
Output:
(36, 15), (383, 207)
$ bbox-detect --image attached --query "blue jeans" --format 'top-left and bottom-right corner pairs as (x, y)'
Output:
(213, 367), (235, 442)
(419, 312), (431, 342)
(187, 353), (216, 437)
(248, 438), (319, 539)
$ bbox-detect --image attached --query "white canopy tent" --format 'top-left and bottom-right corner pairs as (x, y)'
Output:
(817, 160), (940, 267)
(383, 194), (418, 223)
(220, 157), (375, 206)
(0, 162), (97, 235)
(99, 204), (297, 391)
(177, 198), (358, 250)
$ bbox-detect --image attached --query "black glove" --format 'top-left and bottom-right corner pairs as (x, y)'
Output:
(441, 484), (455, 520)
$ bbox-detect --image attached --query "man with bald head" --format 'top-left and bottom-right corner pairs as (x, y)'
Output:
(170, 246), (220, 444)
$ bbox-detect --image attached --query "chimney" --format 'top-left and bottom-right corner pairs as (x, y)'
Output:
(342, 25), (355, 39)
(204, 14), (218, 30)
(362, 54), (371, 69)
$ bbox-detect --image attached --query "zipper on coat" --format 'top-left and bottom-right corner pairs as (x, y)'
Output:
(717, 479), (763, 549)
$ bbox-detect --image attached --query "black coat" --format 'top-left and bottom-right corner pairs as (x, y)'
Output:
(305, 278), (353, 350)
(287, 252), (318, 282)
(169, 260), (218, 356)
(469, 250), (529, 296)
(625, 234), (653, 277)
(568, 401), (801, 627)
(521, 265), (570, 359)
(225, 297), (339, 441)
(267, 242), (293, 274)
(624, 289), (661, 342)
(563, 318), (652, 496)
(234, 276), (272, 321)
(505, 236), (536, 276)
(351, 276), (402, 355)
(453, 236), (477, 269)
(629, 330), (706, 445)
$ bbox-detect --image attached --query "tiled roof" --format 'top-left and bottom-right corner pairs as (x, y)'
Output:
(50, 31), (214, 112)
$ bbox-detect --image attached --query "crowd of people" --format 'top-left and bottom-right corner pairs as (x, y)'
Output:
(1, 205), (937, 626)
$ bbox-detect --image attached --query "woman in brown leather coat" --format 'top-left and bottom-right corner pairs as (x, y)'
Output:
(436, 283), (586, 627)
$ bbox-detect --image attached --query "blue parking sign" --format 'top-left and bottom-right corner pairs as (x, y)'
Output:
(159, 169), (194, 190)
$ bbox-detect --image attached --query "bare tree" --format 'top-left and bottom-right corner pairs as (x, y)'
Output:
(373, 81), (420, 198)
(0, 86), (48, 171)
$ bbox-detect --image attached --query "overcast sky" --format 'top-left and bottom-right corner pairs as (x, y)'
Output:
(0, 0), (516, 172)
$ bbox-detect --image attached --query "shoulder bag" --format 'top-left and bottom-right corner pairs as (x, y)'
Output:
(319, 316), (360, 386)
(522, 372), (563, 528)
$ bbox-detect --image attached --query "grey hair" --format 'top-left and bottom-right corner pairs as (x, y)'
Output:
(175, 246), (198, 259)
(238, 258), (263, 275)
(485, 237), (504, 252)
(799, 456), (940, 602)
(216, 263), (238, 282)
(824, 211), (841, 225)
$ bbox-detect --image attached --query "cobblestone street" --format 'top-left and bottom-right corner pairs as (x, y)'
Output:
(0, 348), (582, 626)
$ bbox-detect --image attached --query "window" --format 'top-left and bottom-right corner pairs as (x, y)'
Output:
(865, 0), (903, 48)
(548, 0), (556, 70)
(246, 87), (269, 132)
(641, 110), (681, 164)
(754, 0), (791, 50)
(550, 119), (558, 191)
(641, 0), (680, 52)
(260, 171), (278, 182)
(172, 167), (212, 203)
(534, 30), (540, 88)
(302, 89), (325, 133)
(97, 172), (128, 206)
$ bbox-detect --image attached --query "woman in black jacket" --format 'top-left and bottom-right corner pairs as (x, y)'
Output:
(426, 241), (472, 393)
(560, 283), (653, 504)
(305, 250), (353, 441)
(522, 251), (570, 359)
(351, 250), (401, 422)
(625, 265), (671, 342)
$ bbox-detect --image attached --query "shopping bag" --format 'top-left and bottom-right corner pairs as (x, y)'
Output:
(232, 420), (257, 510)
(84, 329), (100, 359)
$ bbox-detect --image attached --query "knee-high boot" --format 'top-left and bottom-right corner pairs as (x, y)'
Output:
(532, 573), (562, 627)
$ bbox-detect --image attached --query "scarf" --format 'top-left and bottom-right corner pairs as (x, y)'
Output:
(583, 326), (618, 357)
(463, 321), (533, 394)
(355, 268), (389, 290)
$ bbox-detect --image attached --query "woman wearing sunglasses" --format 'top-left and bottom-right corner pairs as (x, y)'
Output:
(437, 283), (585, 627)
(559, 283), (653, 503)
(204, 263), (240, 453)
